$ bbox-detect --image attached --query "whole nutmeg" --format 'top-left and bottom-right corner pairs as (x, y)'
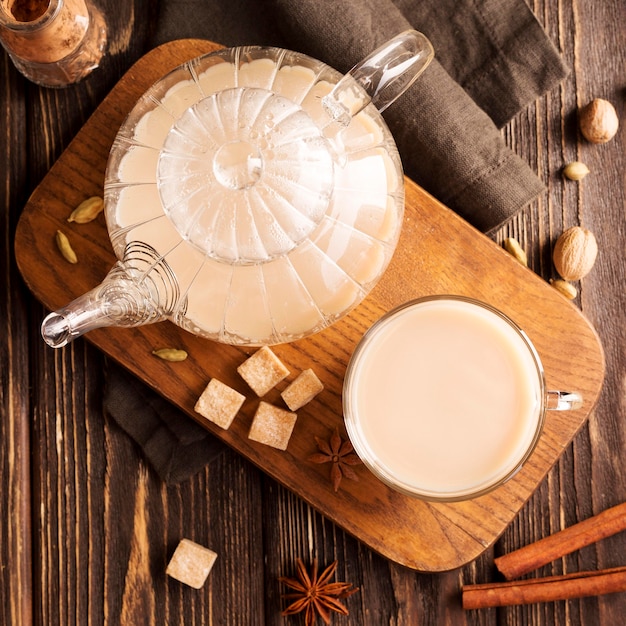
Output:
(553, 226), (598, 281)
(579, 98), (619, 144)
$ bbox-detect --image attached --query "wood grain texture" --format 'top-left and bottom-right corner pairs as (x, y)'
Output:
(1, 0), (624, 624)
(14, 39), (605, 572)
(1, 50), (33, 626)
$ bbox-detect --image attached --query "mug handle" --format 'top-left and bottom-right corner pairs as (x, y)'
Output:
(546, 390), (583, 411)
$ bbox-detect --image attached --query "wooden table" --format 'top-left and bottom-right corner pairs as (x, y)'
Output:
(1, 1), (624, 624)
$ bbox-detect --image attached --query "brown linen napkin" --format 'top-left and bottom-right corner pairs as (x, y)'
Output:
(106, 0), (568, 483)
(103, 360), (226, 483)
(390, 0), (568, 129)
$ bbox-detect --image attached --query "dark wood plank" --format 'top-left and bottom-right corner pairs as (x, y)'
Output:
(1, 48), (33, 626)
(488, 0), (626, 624)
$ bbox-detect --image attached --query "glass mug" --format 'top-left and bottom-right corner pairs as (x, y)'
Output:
(343, 295), (583, 501)
(0, 0), (107, 87)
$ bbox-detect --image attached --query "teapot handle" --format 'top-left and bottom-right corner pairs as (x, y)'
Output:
(322, 29), (434, 126)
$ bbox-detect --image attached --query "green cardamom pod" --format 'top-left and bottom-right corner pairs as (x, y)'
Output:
(550, 278), (577, 300)
(562, 162), (590, 181)
(55, 230), (78, 264)
(67, 196), (104, 224)
(152, 348), (188, 362)
(503, 237), (527, 266)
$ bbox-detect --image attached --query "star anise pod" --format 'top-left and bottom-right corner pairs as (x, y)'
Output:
(279, 558), (359, 626)
(308, 428), (362, 491)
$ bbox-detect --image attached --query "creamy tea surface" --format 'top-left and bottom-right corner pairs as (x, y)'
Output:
(344, 297), (545, 500)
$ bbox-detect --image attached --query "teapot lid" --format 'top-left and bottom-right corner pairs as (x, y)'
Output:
(158, 86), (334, 264)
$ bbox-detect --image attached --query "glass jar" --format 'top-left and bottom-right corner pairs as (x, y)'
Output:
(0, 0), (107, 87)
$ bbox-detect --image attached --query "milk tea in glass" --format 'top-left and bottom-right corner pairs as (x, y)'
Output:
(343, 296), (583, 501)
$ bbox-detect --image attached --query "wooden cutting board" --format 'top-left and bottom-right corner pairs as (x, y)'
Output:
(14, 39), (605, 572)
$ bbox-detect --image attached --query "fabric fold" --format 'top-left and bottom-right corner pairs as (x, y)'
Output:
(103, 360), (226, 483)
(390, 0), (569, 128)
(382, 60), (546, 231)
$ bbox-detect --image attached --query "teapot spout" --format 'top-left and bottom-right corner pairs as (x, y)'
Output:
(41, 260), (168, 348)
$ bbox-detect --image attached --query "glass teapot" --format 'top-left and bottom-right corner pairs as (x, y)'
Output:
(41, 30), (434, 348)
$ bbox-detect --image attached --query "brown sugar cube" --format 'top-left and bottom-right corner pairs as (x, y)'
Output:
(237, 346), (289, 396)
(194, 378), (245, 430)
(281, 369), (324, 411)
(166, 539), (217, 589)
(248, 401), (297, 450)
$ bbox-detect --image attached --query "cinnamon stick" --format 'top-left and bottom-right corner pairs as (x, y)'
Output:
(495, 502), (626, 580)
(462, 566), (626, 609)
